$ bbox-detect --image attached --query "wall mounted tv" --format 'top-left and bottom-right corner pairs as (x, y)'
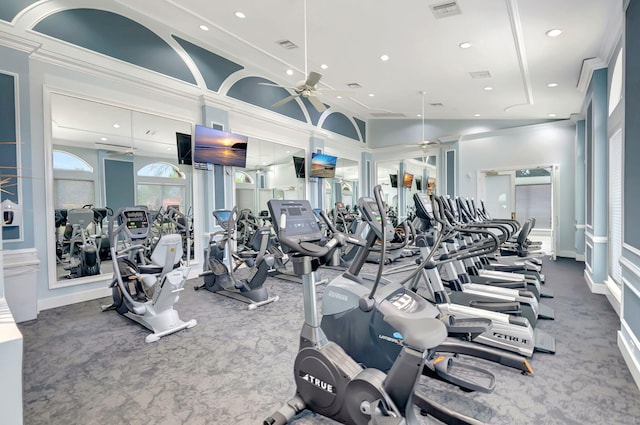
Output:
(293, 156), (306, 178)
(415, 178), (422, 191)
(310, 153), (337, 178)
(193, 125), (248, 168)
(403, 173), (414, 189)
(176, 132), (192, 165)
(389, 174), (398, 188)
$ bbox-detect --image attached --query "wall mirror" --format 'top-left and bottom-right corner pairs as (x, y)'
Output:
(325, 157), (359, 212)
(235, 138), (306, 218)
(48, 93), (194, 288)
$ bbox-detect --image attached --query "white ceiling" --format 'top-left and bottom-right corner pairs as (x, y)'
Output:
(118, 0), (621, 120)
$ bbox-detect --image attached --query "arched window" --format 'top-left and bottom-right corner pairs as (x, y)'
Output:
(609, 48), (623, 116)
(235, 170), (254, 184)
(137, 162), (185, 178)
(53, 150), (93, 172)
(136, 162), (186, 211)
(52, 150), (95, 209)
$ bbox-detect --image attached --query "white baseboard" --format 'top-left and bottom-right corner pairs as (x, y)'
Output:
(584, 269), (608, 294)
(38, 287), (111, 311)
(575, 254), (585, 261)
(618, 331), (640, 391)
(604, 278), (622, 316)
(557, 250), (577, 258)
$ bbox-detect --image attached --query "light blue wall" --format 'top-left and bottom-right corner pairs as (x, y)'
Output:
(457, 121), (577, 257)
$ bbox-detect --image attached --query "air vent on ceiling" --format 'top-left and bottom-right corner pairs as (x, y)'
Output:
(469, 71), (492, 79)
(145, 129), (156, 135)
(430, 1), (461, 18)
(429, 102), (444, 108)
(346, 82), (362, 89)
(370, 112), (406, 118)
(276, 39), (299, 50)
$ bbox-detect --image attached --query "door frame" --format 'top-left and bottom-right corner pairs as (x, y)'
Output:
(477, 164), (559, 259)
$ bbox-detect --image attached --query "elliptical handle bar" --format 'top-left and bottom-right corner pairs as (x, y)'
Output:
(275, 213), (343, 258)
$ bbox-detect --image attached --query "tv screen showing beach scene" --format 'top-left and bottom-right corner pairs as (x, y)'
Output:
(403, 172), (414, 189)
(193, 125), (248, 168)
(310, 153), (337, 178)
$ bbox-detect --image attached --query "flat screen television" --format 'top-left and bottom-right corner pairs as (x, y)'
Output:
(403, 173), (414, 189)
(310, 153), (337, 178)
(415, 178), (422, 191)
(193, 125), (248, 168)
(293, 156), (306, 178)
(176, 132), (192, 165)
(390, 174), (398, 188)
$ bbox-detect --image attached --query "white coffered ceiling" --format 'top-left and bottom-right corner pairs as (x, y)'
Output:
(118, 0), (622, 120)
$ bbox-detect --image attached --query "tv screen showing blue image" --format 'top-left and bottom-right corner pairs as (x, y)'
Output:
(193, 125), (248, 168)
(310, 153), (337, 178)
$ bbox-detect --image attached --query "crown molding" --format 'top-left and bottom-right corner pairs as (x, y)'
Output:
(0, 30), (41, 53)
(577, 57), (608, 93)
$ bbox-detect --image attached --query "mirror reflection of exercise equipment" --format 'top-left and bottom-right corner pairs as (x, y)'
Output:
(235, 138), (306, 218)
(48, 93), (194, 287)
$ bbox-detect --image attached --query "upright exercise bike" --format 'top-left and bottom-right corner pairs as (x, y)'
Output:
(264, 196), (483, 425)
(101, 206), (197, 343)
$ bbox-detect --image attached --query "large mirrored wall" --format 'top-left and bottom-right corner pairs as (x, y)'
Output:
(48, 93), (194, 288)
(376, 155), (437, 220)
(235, 138), (306, 217)
(325, 158), (360, 212)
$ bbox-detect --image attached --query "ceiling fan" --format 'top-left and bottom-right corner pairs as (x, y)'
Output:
(416, 90), (454, 150)
(262, 0), (353, 113)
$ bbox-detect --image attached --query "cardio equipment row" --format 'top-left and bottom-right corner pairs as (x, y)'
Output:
(97, 184), (555, 425)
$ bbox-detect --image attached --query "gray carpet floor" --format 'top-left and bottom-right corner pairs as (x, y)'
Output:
(19, 257), (640, 425)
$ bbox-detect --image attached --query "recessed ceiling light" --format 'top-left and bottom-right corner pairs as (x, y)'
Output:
(547, 83), (559, 88)
(337, 96), (342, 99)
(380, 54), (390, 61)
(484, 86), (493, 91)
(167, 147), (172, 151)
(474, 113), (481, 117)
(417, 114), (422, 117)
(320, 64), (328, 69)
(235, 11), (246, 19)
(459, 42), (472, 49)
(546, 29), (563, 37)
(113, 123), (120, 128)
(368, 93), (375, 97)
(199, 25), (209, 31)
(100, 137), (107, 141)
(286, 69), (294, 76)
(549, 113), (557, 117)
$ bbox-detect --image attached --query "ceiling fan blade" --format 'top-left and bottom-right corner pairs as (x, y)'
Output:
(304, 71), (322, 87)
(271, 94), (299, 108)
(307, 94), (327, 113)
(259, 82), (297, 90)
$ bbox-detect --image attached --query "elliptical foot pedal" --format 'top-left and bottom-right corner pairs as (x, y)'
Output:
(534, 329), (556, 354)
(538, 303), (555, 320)
(431, 355), (496, 393)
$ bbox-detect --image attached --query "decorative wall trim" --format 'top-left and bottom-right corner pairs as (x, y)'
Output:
(584, 269), (607, 293)
(37, 286), (111, 311)
(577, 58), (608, 93)
(618, 327), (640, 391)
(0, 31), (41, 53)
(624, 243), (640, 259)
(605, 277), (622, 316)
(575, 224), (586, 229)
(557, 250), (577, 258)
(576, 254), (585, 261)
(592, 236), (608, 244)
(621, 256), (640, 281)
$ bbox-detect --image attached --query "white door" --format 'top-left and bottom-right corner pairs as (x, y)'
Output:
(484, 172), (515, 220)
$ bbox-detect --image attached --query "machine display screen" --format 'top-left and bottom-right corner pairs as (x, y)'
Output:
(123, 210), (148, 230)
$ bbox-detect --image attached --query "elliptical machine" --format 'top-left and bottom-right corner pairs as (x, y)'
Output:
(264, 195), (483, 425)
(195, 208), (279, 310)
(101, 206), (197, 343)
(59, 208), (101, 278)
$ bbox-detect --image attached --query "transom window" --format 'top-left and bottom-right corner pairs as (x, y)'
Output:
(53, 150), (93, 172)
(137, 162), (185, 178)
